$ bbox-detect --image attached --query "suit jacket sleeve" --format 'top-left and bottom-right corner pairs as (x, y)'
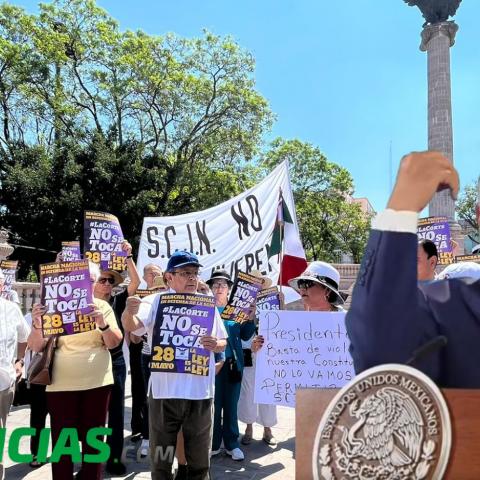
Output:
(345, 229), (441, 381)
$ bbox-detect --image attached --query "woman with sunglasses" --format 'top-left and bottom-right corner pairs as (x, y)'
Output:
(207, 269), (256, 462)
(251, 262), (345, 361)
(288, 261), (345, 312)
(93, 240), (141, 475)
(28, 262), (123, 480)
(239, 271), (278, 448)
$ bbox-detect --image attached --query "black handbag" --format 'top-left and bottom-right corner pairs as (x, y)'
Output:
(226, 339), (242, 383)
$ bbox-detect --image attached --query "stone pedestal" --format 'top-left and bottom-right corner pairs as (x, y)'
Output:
(420, 21), (457, 220)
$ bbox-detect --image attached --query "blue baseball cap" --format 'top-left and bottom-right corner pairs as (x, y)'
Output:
(166, 251), (202, 272)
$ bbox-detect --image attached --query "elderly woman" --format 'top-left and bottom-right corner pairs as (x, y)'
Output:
(287, 261), (345, 312)
(250, 262), (345, 440)
(93, 240), (140, 475)
(252, 264), (344, 360)
(208, 270), (256, 462)
(238, 271), (278, 447)
(28, 262), (122, 480)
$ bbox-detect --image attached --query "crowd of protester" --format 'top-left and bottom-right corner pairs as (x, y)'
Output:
(0, 150), (479, 480)
(3, 245), (341, 480)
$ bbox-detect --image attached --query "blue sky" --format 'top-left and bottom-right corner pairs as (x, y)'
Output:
(14, 0), (480, 211)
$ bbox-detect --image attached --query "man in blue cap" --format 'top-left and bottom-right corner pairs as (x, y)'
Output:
(122, 251), (227, 480)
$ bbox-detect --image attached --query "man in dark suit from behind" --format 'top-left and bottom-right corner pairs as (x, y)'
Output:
(346, 151), (480, 388)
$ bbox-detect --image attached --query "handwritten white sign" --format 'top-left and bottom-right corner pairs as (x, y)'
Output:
(254, 310), (354, 407)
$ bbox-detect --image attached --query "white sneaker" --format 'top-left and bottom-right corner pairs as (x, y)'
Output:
(140, 439), (149, 458)
(210, 448), (222, 457)
(226, 447), (244, 461)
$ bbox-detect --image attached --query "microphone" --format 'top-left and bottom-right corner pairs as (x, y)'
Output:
(406, 335), (448, 366)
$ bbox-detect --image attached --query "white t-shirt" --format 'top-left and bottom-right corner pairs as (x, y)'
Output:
(133, 290), (227, 400)
(138, 293), (158, 356)
(0, 298), (30, 390)
(2, 289), (20, 304)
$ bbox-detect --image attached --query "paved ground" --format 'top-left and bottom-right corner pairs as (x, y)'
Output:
(4, 374), (295, 480)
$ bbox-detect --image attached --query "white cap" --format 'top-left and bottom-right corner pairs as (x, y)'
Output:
(437, 261), (480, 280)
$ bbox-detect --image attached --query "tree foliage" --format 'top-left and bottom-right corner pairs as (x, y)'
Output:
(0, 1), (272, 155)
(0, 0), (368, 277)
(262, 138), (371, 263)
(456, 179), (479, 244)
(0, 0), (272, 277)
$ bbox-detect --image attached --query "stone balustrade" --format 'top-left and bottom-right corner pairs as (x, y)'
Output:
(11, 265), (362, 314)
(12, 282), (41, 314)
(333, 263), (360, 291)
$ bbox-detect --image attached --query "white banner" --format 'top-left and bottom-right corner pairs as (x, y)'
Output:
(137, 161), (299, 287)
(254, 310), (354, 407)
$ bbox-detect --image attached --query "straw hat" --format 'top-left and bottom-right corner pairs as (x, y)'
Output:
(100, 269), (124, 287)
(250, 270), (273, 289)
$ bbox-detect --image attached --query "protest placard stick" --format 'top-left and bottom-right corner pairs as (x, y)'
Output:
(278, 188), (285, 297)
(279, 221), (284, 298)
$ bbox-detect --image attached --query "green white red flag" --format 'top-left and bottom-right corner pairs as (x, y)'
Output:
(268, 193), (307, 286)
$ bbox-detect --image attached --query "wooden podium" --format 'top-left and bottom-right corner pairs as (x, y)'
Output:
(296, 389), (480, 479)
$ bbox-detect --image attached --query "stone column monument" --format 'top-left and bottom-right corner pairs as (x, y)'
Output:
(403, 0), (464, 253)
(420, 21), (457, 218)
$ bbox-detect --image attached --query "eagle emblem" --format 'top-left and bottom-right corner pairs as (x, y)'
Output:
(313, 365), (451, 480)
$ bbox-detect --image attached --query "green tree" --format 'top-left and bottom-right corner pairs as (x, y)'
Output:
(1, 0), (273, 155)
(119, 28), (272, 211)
(261, 138), (371, 263)
(456, 179), (479, 244)
(0, 136), (264, 278)
(0, 0), (369, 279)
(0, 0), (273, 277)
(0, 4), (41, 151)
(335, 201), (372, 263)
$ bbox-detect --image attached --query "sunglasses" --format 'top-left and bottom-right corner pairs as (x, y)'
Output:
(172, 271), (200, 279)
(98, 277), (115, 285)
(297, 279), (318, 290)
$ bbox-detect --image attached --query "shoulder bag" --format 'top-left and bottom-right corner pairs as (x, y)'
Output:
(27, 336), (57, 385)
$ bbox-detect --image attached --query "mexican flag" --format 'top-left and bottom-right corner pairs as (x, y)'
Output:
(268, 194), (308, 286)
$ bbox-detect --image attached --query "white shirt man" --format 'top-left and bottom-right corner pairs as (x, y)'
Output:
(122, 251), (226, 480)
(132, 290), (225, 400)
(0, 268), (20, 305)
(0, 296), (29, 480)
